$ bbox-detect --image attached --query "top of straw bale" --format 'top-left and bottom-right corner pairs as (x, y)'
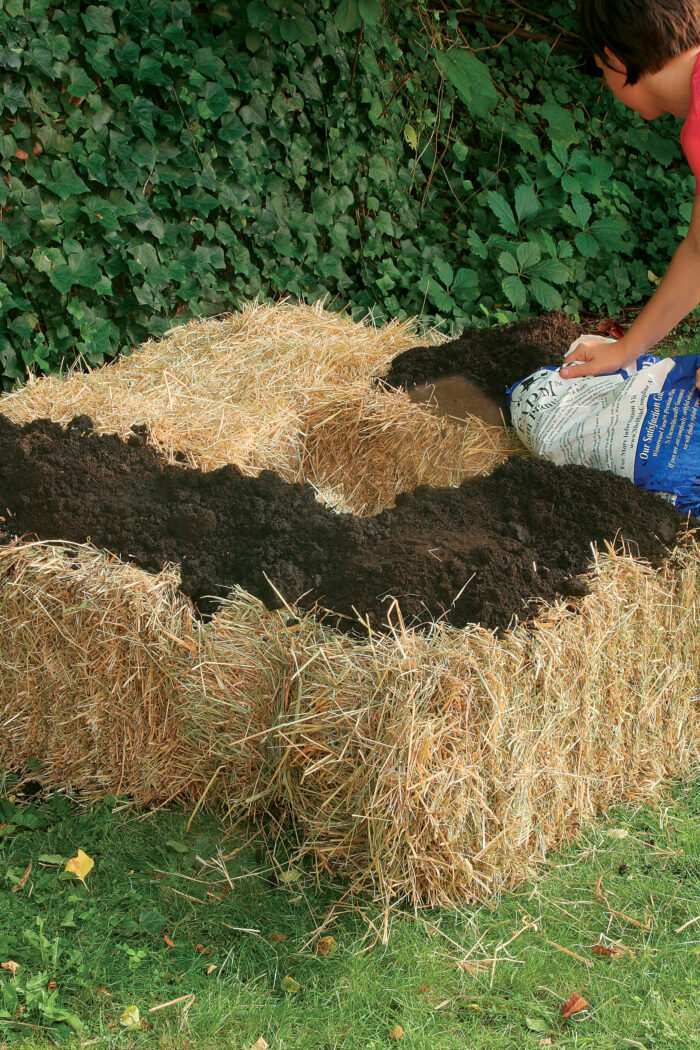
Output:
(0, 299), (515, 515)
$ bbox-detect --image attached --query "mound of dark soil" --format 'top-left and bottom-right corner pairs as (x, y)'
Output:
(382, 312), (582, 411)
(0, 410), (688, 633)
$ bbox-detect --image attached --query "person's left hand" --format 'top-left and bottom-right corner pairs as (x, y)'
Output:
(696, 366), (700, 393)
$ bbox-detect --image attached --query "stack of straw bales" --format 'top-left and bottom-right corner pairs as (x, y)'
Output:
(1, 300), (698, 905)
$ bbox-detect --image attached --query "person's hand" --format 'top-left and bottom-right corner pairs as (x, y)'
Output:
(696, 366), (700, 393)
(559, 337), (638, 379)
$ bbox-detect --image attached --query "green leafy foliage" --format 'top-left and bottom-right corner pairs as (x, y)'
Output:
(0, 0), (694, 388)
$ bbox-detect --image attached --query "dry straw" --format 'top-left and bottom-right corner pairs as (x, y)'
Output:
(0, 298), (512, 515)
(1, 300), (698, 905)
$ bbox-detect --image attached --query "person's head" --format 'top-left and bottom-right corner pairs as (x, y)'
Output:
(578, 0), (700, 118)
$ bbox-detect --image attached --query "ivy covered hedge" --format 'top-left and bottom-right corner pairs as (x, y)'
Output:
(0, 0), (693, 387)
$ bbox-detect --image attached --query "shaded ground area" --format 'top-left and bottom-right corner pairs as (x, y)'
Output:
(382, 311), (582, 411)
(0, 409), (687, 632)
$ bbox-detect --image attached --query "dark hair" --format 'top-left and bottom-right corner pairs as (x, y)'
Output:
(578, 0), (700, 84)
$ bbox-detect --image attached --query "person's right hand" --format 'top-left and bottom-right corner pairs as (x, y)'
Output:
(696, 367), (700, 393)
(559, 336), (638, 379)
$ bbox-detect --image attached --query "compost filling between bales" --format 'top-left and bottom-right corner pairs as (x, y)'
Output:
(0, 314), (692, 632)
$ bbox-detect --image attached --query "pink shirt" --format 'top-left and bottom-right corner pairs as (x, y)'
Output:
(680, 53), (700, 193)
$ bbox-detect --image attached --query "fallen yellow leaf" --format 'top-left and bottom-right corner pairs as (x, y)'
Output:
(251, 1038), (270, 1050)
(119, 1005), (141, 1031)
(281, 976), (301, 994)
(64, 849), (94, 884)
(278, 867), (302, 885)
(1, 961), (20, 975)
(206, 964), (217, 975)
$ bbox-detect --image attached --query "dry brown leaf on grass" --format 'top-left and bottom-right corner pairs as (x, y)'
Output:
(591, 942), (625, 957)
(316, 935), (337, 956)
(251, 1038), (270, 1050)
(163, 934), (175, 947)
(64, 849), (94, 884)
(387, 1025), (404, 1039)
(268, 932), (288, 943)
(1, 961), (20, 975)
(561, 993), (588, 1018)
(206, 964), (217, 975)
(11, 860), (32, 893)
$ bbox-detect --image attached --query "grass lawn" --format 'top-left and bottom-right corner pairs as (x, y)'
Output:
(1, 771), (699, 1049)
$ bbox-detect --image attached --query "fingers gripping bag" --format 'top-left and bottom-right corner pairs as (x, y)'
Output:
(507, 335), (700, 517)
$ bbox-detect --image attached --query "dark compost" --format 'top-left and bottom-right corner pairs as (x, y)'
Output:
(0, 390), (688, 634)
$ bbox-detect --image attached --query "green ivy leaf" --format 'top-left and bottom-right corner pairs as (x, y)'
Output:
(247, 1), (269, 27)
(203, 82), (231, 119)
(434, 48), (499, 119)
(335, 0), (361, 32)
(541, 100), (578, 147)
(66, 66), (98, 96)
(81, 5), (116, 34)
(45, 162), (89, 199)
(358, 0), (383, 24)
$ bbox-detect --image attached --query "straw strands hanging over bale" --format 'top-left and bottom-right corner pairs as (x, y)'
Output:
(1, 300), (698, 905)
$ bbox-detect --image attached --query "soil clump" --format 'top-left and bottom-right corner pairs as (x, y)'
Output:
(383, 312), (583, 412)
(0, 410), (689, 633)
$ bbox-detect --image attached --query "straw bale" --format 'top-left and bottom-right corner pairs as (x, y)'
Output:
(298, 382), (511, 516)
(1, 535), (697, 907)
(1, 301), (698, 905)
(243, 540), (700, 904)
(0, 542), (270, 806)
(0, 299), (514, 514)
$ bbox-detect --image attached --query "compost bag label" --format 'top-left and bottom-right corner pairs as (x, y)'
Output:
(507, 336), (700, 517)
